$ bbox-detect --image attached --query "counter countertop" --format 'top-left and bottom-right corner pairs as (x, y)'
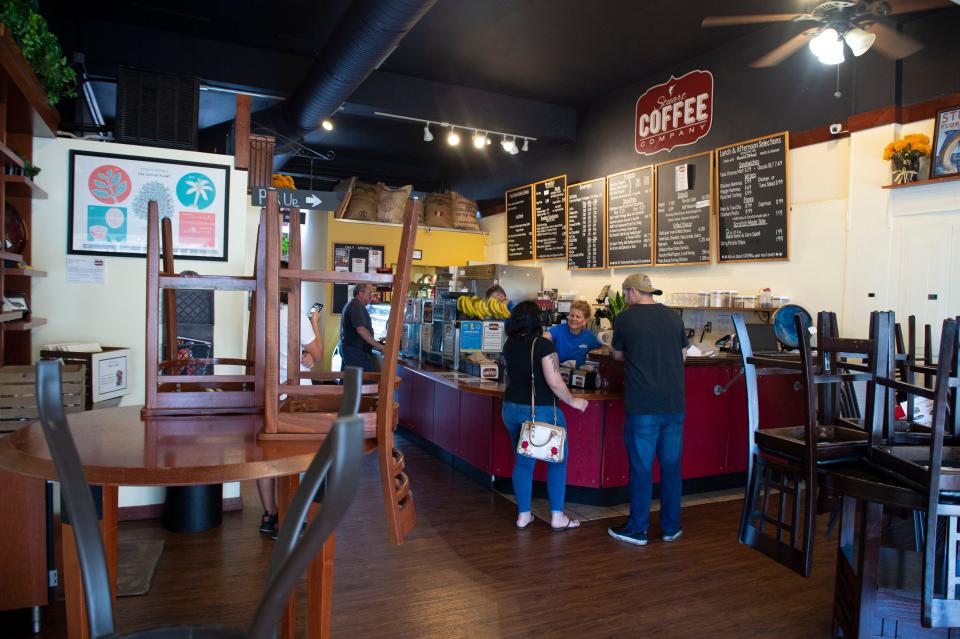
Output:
(398, 352), (747, 401)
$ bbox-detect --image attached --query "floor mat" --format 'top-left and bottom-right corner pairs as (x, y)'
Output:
(494, 487), (743, 523)
(116, 539), (165, 597)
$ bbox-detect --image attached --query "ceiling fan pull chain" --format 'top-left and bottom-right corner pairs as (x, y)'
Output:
(834, 65), (842, 99)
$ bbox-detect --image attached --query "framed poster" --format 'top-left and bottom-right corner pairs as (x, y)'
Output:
(68, 150), (230, 260)
(331, 242), (385, 313)
(932, 106), (960, 178)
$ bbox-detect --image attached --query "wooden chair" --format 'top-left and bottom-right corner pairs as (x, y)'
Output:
(825, 317), (959, 637)
(143, 201), (267, 417)
(260, 189), (417, 546)
(35, 359), (365, 639)
(733, 311), (886, 577)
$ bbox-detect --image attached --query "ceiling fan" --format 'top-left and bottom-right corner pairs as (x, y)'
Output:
(701, 0), (953, 67)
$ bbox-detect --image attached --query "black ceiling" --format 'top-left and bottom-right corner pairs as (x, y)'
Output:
(40, 0), (954, 192)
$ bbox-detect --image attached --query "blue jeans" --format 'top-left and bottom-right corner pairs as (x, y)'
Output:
(501, 401), (569, 513)
(624, 413), (684, 534)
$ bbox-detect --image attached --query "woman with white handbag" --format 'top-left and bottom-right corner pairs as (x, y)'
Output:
(501, 301), (588, 531)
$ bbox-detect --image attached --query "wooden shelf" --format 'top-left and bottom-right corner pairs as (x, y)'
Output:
(882, 174), (960, 190)
(3, 316), (46, 331)
(3, 266), (46, 277)
(0, 251), (23, 263)
(0, 142), (23, 167)
(3, 174), (46, 198)
(0, 310), (24, 323)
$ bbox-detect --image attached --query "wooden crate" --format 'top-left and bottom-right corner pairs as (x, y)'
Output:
(0, 364), (85, 423)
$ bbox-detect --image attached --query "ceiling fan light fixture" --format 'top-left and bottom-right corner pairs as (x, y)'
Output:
(809, 28), (844, 64)
(844, 27), (876, 57)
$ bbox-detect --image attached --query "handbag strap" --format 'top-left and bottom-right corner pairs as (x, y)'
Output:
(528, 337), (558, 425)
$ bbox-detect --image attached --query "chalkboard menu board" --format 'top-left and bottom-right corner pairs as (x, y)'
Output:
(505, 185), (534, 261)
(534, 175), (567, 260)
(566, 178), (606, 270)
(716, 132), (789, 262)
(655, 152), (713, 265)
(606, 166), (654, 267)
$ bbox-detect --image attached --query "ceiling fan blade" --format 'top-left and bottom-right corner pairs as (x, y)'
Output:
(884, 0), (952, 15)
(702, 13), (810, 27)
(750, 30), (817, 67)
(864, 21), (925, 58)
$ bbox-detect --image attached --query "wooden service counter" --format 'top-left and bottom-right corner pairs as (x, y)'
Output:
(397, 352), (806, 491)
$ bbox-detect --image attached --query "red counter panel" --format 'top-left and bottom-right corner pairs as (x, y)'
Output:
(457, 393), (493, 473)
(433, 383), (461, 454)
(681, 365), (732, 479)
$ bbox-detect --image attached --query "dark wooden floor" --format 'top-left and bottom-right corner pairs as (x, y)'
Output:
(4, 437), (840, 638)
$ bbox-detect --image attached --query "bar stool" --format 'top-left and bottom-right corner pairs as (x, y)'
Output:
(827, 317), (959, 637)
(733, 311), (887, 577)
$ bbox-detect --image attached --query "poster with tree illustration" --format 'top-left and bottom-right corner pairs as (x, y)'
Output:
(68, 151), (230, 260)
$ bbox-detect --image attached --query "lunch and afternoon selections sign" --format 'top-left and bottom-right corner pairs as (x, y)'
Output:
(635, 69), (714, 155)
(68, 151), (230, 260)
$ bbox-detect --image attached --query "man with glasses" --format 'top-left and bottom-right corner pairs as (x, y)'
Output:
(607, 273), (688, 547)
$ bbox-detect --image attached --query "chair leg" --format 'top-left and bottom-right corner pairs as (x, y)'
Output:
(914, 509), (925, 552)
(739, 456), (761, 544)
(306, 531), (336, 639)
(278, 475), (299, 639)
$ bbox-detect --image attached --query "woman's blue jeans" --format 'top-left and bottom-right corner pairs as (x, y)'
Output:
(501, 401), (569, 513)
(624, 413), (684, 535)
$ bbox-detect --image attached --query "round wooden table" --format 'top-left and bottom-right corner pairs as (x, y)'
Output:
(0, 405), (330, 639)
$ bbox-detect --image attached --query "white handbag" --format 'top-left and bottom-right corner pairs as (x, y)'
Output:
(516, 338), (566, 464)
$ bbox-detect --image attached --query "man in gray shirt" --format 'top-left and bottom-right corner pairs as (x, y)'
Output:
(339, 283), (382, 372)
(608, 273), (688, 547)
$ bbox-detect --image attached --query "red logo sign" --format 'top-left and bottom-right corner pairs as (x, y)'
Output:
(635, 69), (714, 155)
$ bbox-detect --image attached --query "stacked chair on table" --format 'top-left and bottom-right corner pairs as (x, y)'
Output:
(827, 317), (959, 637)
(259, 189), (417, 546)
(35, 359), (365, 638)
(732, 311), (886, 577)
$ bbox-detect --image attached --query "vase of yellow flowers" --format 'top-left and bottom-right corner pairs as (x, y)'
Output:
(883, 134), (931, 184)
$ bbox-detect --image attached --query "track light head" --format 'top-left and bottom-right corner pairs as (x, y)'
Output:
(321, 119), (334, 131)
(521, 138), (529, 152)
(447, 128), (460, 146)
(472, 130), (488, 149)
(423, 123), (434, 142)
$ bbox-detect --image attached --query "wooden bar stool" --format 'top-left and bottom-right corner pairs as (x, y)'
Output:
(826, 317), (959, 637)
(142, 201), (267, 417)
(733, 311), (886, 577)
(260, 189), (418, 546)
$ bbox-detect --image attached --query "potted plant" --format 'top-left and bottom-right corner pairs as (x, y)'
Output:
(0, 0), (77, 105)
(883, 133), (931, 185)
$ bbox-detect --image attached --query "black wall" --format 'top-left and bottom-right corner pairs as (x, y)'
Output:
(449, 9), (960, 200)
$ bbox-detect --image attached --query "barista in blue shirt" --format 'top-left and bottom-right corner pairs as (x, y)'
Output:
(544, 300), (602, 368)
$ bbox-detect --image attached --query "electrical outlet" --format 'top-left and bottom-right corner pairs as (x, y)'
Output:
(703, 321), (712, 333)
(48, 570), (58, 587)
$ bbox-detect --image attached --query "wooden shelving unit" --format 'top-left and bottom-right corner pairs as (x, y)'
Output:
(0, 24), (57, 368)
(0, 22), (59, 619)
(881, 174), (960, 189)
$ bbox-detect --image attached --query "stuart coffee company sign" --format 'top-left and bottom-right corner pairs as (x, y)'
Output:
(635, 69), (714, 155)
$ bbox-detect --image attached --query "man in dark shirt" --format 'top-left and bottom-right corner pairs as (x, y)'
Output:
(608, 273), (688, 547)
(339, 283), (381, 372)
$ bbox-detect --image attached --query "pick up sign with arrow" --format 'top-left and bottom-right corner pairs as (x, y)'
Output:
(250, 187), (341, 210)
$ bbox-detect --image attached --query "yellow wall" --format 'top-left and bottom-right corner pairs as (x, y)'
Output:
(319, 218), (489, 367)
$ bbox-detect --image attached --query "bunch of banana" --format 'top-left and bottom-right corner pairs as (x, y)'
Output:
(456, 295), (511, 319)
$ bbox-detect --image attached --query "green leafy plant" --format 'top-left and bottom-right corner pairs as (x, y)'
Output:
(0, 0), (77, 105)
(595, 291), (627, 322)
